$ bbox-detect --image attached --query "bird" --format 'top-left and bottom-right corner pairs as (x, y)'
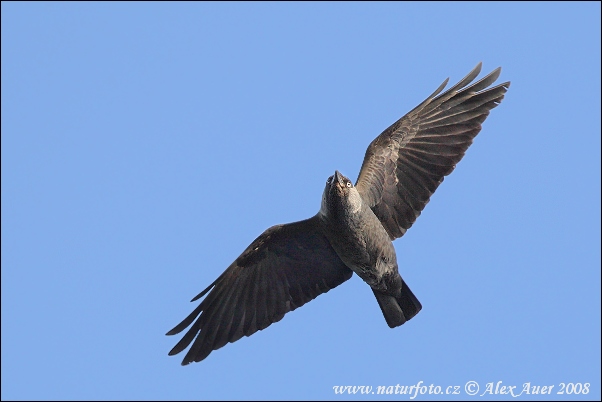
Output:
(167, 62), (510, 365)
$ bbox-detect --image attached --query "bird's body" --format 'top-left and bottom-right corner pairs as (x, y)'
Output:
(318, 171), (398, 292)
(318, 170), (419, 328)
(167, 63), (510, 365)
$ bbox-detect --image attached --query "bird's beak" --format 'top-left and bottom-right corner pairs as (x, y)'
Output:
(334, 170), (344, 186)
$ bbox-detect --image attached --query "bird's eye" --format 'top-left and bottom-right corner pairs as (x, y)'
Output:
(346, 181), (352, 188)
(327, 177), (332, 184)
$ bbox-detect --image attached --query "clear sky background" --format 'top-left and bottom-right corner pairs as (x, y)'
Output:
(2, 2), (600, 401)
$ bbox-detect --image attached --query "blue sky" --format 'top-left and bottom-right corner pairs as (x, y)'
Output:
(1, 2), (600, 400)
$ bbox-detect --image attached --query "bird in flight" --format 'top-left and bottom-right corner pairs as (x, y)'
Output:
(167, 63), (510, 365)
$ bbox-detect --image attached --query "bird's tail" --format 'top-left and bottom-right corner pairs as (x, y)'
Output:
(372, 279), (422, 328)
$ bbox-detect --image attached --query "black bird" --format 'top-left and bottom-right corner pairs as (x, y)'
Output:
(167, 63), (510, 365)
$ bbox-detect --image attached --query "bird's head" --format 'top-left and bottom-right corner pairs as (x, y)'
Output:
(320, 170), (362, 217)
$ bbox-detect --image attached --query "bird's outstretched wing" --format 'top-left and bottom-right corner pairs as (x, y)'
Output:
(355, 63), (510, 239)
(166, 216), (352, 365)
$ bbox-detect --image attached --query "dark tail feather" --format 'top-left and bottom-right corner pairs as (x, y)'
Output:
(373, 279), (422, 328)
